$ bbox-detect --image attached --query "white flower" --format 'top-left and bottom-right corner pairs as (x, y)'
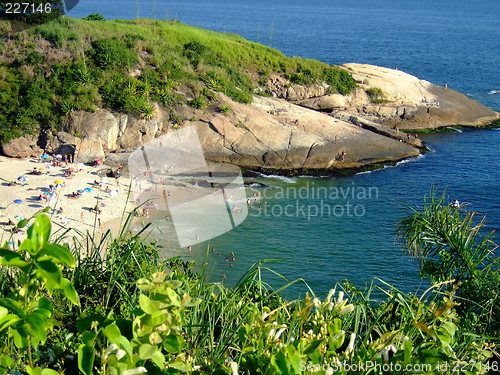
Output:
(313, 297), (321, 308)
(326, 288), (336, 303)
(347, 333), (356, 352)
(102, 344), (119, 361)
(336, 291), (344, 305)
(274, 327), (287, 340)
(380, 345), (398, 362)
(229, 360), (239, 375)
(330, 330), (345, 342)
(116, 349), (127, 360)
(123, 367), (147, 375)
(339, 304), (355, 315)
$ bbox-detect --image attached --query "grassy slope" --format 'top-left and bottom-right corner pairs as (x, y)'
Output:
(0, 17), (356, 143)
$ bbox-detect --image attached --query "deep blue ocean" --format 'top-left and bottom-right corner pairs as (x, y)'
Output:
(68, 0), (499, 297)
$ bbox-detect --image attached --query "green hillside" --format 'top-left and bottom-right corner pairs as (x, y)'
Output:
(0, 17), (356, 143)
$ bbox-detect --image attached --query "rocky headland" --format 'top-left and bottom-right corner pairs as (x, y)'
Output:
(2, 58), (498, 175)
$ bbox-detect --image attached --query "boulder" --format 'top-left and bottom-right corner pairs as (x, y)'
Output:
(56, 131), (81, 147)
(297, 94), (349, 110)
(63, 110), (119, 151)
(75, 139), (105, 163)
(267, 73), (328, 101)
(117, 103), (168, 149)
(1, 135), (42, 158)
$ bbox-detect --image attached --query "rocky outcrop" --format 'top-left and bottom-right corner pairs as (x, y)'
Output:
(2, 64), (497, 174)
(332, 64), (499, 130)
(1, 135), (42, 158)
(53, 104), (169, 163)
(176, 94), (420, 172)
(62, 110), (120, 151)
(267, 74), (329, 101)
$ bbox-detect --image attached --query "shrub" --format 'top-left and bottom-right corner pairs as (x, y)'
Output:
(187, 96), (207, 109)
(25, 50), (44, 65)
(89, 38), (138, 69)
(366, 87), (384, 97)
(218, 104), (232, 114)
(83, 14), (105, 21)
(398, 189), (500, 336)
(202, 87), (218, 101)
(322, 67), (357, 95)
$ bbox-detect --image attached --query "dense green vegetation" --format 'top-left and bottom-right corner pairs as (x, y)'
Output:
(0, 191), (498, 374)
(0, 16), (357, 143)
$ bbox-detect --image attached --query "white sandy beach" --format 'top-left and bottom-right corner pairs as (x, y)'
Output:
(0, 156), (134, 245)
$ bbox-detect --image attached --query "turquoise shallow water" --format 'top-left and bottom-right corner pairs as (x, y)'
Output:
(68, 0), (500, 297)
(139, 129), (500, 298)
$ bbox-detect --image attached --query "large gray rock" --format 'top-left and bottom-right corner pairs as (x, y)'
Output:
(1, 135), (42, 158)
(75, 139), (105, 163)
(267, 74), (328, 101)
(338, 63), (499, 129)
(116, 103), (168, 149)
(181, 94), (420, 172)
(62, 110), (119, 151)
(296, 94), (349, 110)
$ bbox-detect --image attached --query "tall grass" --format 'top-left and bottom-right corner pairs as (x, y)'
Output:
(1, 190), (498, 372)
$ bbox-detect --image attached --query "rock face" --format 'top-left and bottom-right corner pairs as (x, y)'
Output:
(2, 64), (498, 173)
(1, 135), (42, 158)
(172, 94), (420, 172)
(329, 64), (498, 130)
(57, 104), (169, 163)
(267, 74), (329, 101)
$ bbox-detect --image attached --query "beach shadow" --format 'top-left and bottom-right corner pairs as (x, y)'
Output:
(28, 204), (43, 208)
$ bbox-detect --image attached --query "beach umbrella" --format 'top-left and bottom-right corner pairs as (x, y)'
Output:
(54, 180), (63, 184)
(14, 215), (23, 220)
(13, 199), (23, 204)
(41, 154), (49, 159)
(84, 188), (93, 193)
(77, 189), (85, 194)
(100, 202), (106, 207)
(17, 175), (28, 182)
